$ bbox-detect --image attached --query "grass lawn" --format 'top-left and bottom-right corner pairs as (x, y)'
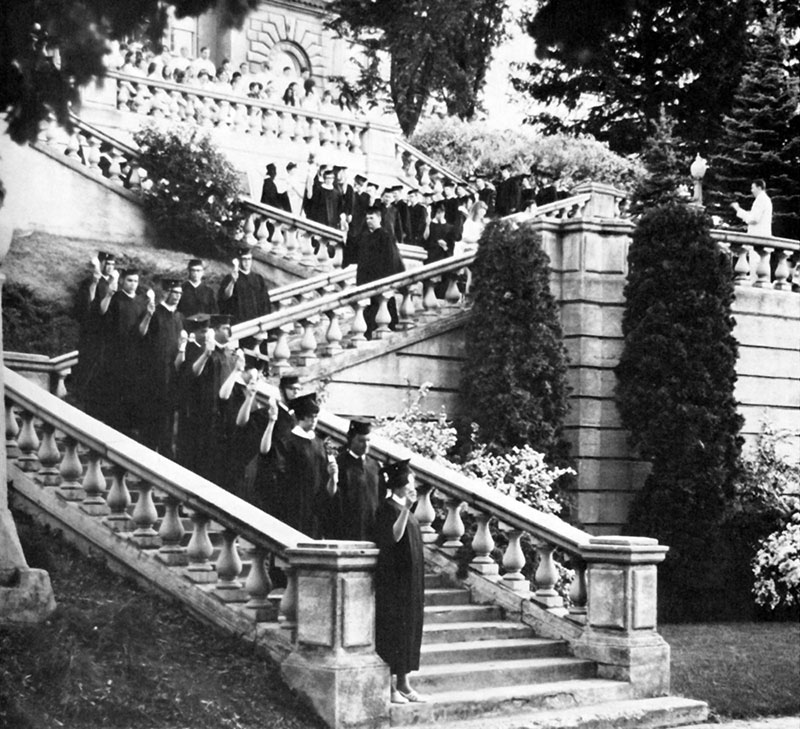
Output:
(661, 621), (800, 720)
(0, 512), (325, 729)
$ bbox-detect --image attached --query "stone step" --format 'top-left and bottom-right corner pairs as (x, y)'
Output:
(421, 637), (568, 665)
(424, 603), (503, 624)
(424, 587), (472, 606)
(413, 656), (596, 693)
(391, 695), (709, 729)
(424, 572), (451, 589)
(422, 621), (535, 644)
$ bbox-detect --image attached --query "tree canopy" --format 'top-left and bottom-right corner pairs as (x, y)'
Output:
(1, 0), (257, 145)
(326, 0), (508, 136)
(515, 0), (799, 155)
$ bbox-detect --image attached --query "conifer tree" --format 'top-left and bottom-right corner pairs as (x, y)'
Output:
(630, 108), (689, 214)
(708, 13), (800, 239)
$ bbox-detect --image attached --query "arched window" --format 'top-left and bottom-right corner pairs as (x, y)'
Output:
(270, 40), (311, 78)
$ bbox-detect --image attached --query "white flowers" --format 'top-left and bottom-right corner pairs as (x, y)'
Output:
(752, 514), (800, 611)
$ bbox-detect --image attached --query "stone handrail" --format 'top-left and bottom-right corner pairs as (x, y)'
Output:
(4, 366), (309, 622)
(509, 192), (594, 222)
(712, 228), (800, 291)
(394, 136), (469, 189)
(103, 70), (370, 156)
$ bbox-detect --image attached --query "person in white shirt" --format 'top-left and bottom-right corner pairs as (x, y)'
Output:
(189, 46), (216, 78)
(731, 179), (773, 237)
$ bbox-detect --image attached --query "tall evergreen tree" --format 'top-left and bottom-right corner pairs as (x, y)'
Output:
(462, 220), (570, 461)
(630, 108), (690, 214)
(708, 13), (800, 240)
(616, 203), (744, 620)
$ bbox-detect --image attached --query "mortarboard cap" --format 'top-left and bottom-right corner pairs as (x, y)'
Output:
(366, 181), (379, 189)
(333, 165), (346, 172)
(185, 313), (210, 333)
(187, 258), (204, 268)
(380, 459), (412, 489)
(98, 251), (115, 263)
(286, 162), (297, 171)
(347, 418), (373, 437)
(280, 374), (300, 389)
(354, 174), (367, 184)
(265, 163), (277, 176)
(236, 247), (253, 258)
(210, 314), (231, 328)
(291, 393), (319, 419)
(120, 267), (139, 277)
(161, 278), (182, 290)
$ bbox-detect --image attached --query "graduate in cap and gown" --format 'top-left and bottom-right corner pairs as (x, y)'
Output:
(320, 418), (381, 540)
(139, 278), (185, 455)
(374, 459), (427, 704)
(267, 393), (338, 536)
(177, 259), (218, 319)
(218, 248), (271, 352)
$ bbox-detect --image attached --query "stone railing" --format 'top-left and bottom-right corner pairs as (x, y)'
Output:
(240, 198), (346, 270)
(509, 192), (594, 222)
(103, 70), (371, 156)
(394, 136), (470, 189)
(713, 229), (800, 291)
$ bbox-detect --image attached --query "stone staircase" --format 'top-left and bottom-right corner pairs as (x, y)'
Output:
(388, 572), (706, 729)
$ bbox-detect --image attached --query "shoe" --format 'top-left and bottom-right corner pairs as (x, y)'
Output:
(397, 688), (429, 703)
(390, 689), (409, 704)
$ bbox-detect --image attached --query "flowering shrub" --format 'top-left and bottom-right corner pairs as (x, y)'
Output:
(753, 515), (800, 611)
(134, 123), (246, 257)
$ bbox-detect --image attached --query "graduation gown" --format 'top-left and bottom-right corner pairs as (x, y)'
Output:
(425, 221), (455, 264)
(73, 275), (111, 400)
(307, 185), (343, 228)
(320, 450), (380, 540)
(218, 271), (271, 325)
(374, 497), (424, 674)
(267, 429), (329, 536)
(356, 228), (405, 285)
(178, 282), (218, 318)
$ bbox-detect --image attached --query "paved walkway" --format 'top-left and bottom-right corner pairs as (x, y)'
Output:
(685, 718), (800, 729)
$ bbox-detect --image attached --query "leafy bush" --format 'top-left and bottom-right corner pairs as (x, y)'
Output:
(2, 282), (78, 355)
(753, 515), (800, 612)
(462, 220), (571, 462)
(411, 116), (643, 192)
(134, 123), (246, 258)
(616, 202), (744, 621)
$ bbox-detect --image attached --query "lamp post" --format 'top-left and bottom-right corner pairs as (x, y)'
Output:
(690, 154), (708, 206)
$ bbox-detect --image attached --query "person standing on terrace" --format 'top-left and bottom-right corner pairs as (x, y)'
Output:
(218, 248), (271, 353)
(178, 259), (217, 319)
(731, 179), (773, 237)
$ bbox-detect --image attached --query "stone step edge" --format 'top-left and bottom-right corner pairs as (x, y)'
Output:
(392, 695), (709, 729)
(422, 637), (566, 654)
(416, 655), (594, 677)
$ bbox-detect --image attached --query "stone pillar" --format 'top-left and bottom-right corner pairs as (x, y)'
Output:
(572, 536), (670, 697)
(0, 267), (57, 625)
(281, 541), (390, 729)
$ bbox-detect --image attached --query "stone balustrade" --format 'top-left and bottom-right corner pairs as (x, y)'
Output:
(240, 198), (346, 271)
(394, 137), (470, 188)
(104, 71), (371, 157)
(508, 192), (594, 222)
(713, 229), (800, 291)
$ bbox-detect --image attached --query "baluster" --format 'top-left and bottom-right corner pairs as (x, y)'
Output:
(107, 149), (124, 184)
(397, 286), (417, 330)
(753, 247), (774, 288)
(116, 82), (131, 110)
(470, 512), (499, 576)
(372, 292), (393, 339)
(16, 409), (40, 472)
(421, 279), (441, 316)
(36, 424), (61, 486)
(243, 214), (257, 247)
(568, 558), (587, 621)
(104, 465), (132, 532)
(279, 566), (297, 625)
(5, 401), (20, 462)
(773, 249), (792, 290)
(271, 223), (286, 256)
(248, 106), (262, 135)
(128, 165), (142, 191)
(271, 326), (293, 371)
(255, 216), (270, 248)
(80, 450), (109, 515)
(262, 108), (277, 139)
(441, 498), (465, 551)
(732, 244), (753, 283)
(501, 527), (529, 593)
(229, 102), (244, 134)
(533, 542), (563, 609)
(277, 111), (290, 140)
(295, 318), (319, 365)
(444, 274), (462, 306)
(306, 117), (321, 146)
(347, 300), (369, 347)
(415, 485), (438, 544)
(65, 131), (81, 160)
(299, 232), (318, 267)
(157, 496), (187, 565)
(321, 310), (343, 356)
(185, 511), (217, 582)
(130, 480), (160, 547)
(316, 237), (332, 269)
(330, 239), (344, 269)
(319, 120), (332, 147)
(215, 529), (246, 601)
(336, 122), (348, 151)
(57, 436), (85, 501)
(244, 546), (274, 621)
(350, 125), (363, 155)
(84, 135), (102, 172)
(296, 114), (310, 143)
(283, 225), (299, 260)
(49, 370), (68, 398)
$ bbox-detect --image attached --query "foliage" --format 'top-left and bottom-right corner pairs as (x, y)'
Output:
(411, 116), (643, 191)
(375, 382), (457, 461)
(630, 108), (692, 214)
(708, 13), (800, 240)
(2, 281), (78, 355)
(462, 220), (571, 462)
(752, 515), (800, 612)
(1, 0), (257, 145)
(326, 0), (509, 136)
(616, 202), (744, 620)
(134, 124), (246, 258)
(514, 0), (799, 155)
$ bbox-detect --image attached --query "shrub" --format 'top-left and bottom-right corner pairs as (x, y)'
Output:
(2, 282), (78, 355)
(461, 220), (571, 462)
(753, 515), (800, 612)
(411, 116), (643, 192)
(133, 123), (246, 258)
(616, 202), (744, 621)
